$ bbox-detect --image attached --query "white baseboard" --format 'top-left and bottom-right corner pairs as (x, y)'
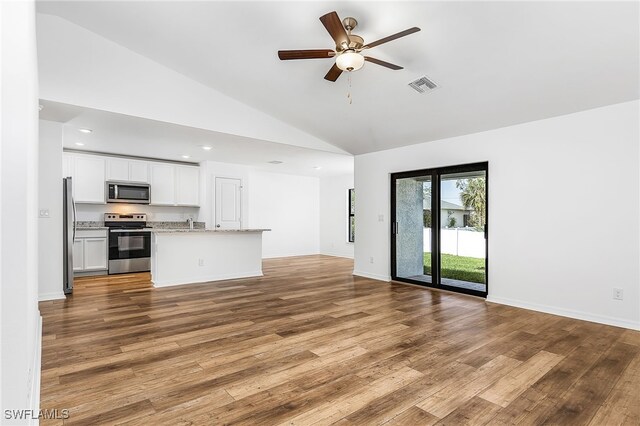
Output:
(262, 251), (320, 259)
(319, 251), (354, 259)
(153, 271), (263, 288)
(38, 292), (65, 302)
(28, 315), (42, 426)
(486, 296), (640, 331)
(352, 270), (391, 282)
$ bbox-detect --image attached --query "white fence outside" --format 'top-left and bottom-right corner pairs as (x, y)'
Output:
(423, 228), (486, 259)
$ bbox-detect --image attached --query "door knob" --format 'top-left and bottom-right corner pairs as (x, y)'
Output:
(216, 224), (221, 228)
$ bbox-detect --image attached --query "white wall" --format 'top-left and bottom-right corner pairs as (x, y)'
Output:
(1, 0), (42, 419)
(199, 162), (321, 258)
(320, 174), (354, 258)
(355, 100), (640, 330)
(39, 120), (64, 301)
(36, 13), (344, 155)
(248, 170), (320, 258)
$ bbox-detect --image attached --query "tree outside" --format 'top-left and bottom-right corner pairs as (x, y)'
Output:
(456, 178), (486, 229)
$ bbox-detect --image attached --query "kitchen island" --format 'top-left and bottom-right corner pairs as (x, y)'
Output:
(150, 229), (270, 287)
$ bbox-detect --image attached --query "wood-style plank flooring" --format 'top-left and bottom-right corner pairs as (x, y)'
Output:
(39, 255), (640, 425)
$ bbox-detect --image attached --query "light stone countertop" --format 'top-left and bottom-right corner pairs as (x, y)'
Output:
(151, 228), (271, 234)
(76, 226), (109, 230)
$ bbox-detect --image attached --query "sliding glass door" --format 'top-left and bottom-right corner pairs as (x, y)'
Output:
(394, 174), (434, 284)
(391, 162), (488, 297)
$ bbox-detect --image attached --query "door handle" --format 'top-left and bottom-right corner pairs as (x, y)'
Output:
(72, 196), (77, 242)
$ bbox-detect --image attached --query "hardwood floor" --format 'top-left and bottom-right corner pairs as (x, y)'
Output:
(39, 255), (639, 425)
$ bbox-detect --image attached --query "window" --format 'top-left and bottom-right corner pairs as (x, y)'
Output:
(348, 188), (355, 242)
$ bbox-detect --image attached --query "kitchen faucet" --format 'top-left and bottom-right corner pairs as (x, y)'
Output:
(187, 218), (194, 230)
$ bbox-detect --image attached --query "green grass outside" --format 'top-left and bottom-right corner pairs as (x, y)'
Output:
(424, 253), (486, 284)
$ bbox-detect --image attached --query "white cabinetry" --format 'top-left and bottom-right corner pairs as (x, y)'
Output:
(176, 166), (200, 206)
(74, 229), (108, 275)
(150, 163), (176, 205)
(63, 153), (199, 206)
(72, 239), (84, 272)
(106, 158), (129, 181)
(106, 158), (149, 183)
(63, 154), (73, 178)
(149, 163), (199, 206)
(129, 161), (149, 183)
(64, 153), (106, 204)
(83, 238), (109, 270)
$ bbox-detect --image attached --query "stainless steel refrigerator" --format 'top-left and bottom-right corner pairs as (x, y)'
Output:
(63, 177), (76, 294)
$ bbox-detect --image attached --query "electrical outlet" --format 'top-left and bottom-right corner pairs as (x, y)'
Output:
(198, 259), (204, 267)
(39, 209), (50, 218)
(613, 288), (624, 300)
(369, 256), (374, 264)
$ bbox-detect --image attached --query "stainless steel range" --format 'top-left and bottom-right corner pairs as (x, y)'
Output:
(105, 213), (151, 274)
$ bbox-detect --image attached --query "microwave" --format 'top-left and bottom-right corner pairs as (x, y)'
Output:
(106, 181), (151, 204)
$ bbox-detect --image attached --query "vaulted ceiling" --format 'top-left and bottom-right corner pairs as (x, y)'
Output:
(37, 1), (639, 155)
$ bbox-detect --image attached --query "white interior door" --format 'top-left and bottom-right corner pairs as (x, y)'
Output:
(215, 177), (242, 229)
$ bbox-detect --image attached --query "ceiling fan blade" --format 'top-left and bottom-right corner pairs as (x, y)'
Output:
(319, 11), (350, 50)
(278, 49), (335, 60)
(324, 63), (343, 82)
(364, 56), (403, 70)
(363, 27), (421, 49)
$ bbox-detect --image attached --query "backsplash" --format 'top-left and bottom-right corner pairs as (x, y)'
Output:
(75, 204), (200, 222)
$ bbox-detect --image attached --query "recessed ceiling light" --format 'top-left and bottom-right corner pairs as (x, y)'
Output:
(78, 128), (92, 134)
(268, 160), (283, 164)
(181, 155), (191, 159)
(201, 146), (212, 151)
(75, 142), (85, 146)
(313, 166), (322, 170)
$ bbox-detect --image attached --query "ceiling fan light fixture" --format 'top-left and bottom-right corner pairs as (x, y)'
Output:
(336, 50), (365, 72)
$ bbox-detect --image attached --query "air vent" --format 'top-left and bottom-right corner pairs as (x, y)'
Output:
(408, 75), (438, 93)
(268, 160), (283, 164)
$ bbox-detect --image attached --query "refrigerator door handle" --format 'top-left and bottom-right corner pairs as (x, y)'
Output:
(72, 196), (77, 242)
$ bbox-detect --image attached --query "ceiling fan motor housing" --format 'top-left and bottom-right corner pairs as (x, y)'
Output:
(336, 17), (364, 52)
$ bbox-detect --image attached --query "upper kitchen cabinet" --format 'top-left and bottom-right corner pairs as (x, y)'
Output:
(149, 163), (176, 206)
(176, 166), (200, 206)
(65, 153), (106, 204)
(63, 152), (199, 207)
(150, 163), (200, 206)
(62, 154), (73, 178)
(106, 158), (129, 181)
(106, 158), (149, 183)
(129, 161), (149, 183)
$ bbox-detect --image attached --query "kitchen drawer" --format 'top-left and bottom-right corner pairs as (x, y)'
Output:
(76, 229), (108, 238)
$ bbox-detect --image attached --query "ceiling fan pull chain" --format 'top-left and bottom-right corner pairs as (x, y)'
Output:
(347, 74), (353, 105)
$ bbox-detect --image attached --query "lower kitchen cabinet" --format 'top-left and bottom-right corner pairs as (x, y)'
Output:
(74, 229), (109, 275)
(72, 240), (84, 272)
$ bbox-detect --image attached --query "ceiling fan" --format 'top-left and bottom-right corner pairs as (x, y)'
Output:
(278, 11), (420, 82)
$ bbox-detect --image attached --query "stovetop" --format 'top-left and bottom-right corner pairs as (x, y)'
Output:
(104, 213), (148, 229)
